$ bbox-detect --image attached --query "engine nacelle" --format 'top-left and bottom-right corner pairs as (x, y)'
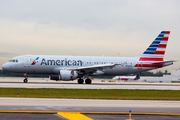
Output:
(59, 70), (78, 80)
(50, 75), (60, 80)
(50, 70), (78, 81)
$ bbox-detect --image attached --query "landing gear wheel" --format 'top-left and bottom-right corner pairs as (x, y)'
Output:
(78, 78), (84, 84)
(24, 73), (28, 83)
(24, 78), (28, 83)
(85, 79), (92, 84)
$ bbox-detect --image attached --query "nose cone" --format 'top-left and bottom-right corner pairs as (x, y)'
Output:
(2, 63), (10, 71)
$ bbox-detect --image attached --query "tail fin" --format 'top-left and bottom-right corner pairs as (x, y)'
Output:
(134, 74), (140, 80)
(139, 31), (170, 61)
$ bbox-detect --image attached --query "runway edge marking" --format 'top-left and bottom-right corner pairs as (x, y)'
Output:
(0, 111), (180, 116)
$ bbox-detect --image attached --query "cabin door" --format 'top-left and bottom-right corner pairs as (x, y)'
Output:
(24, 56), (31, 67)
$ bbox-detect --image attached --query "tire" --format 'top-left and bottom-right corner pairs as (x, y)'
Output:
(78, 79), (84, 84)
(24, 79), (28, 83)
(85, 79), (92, 84)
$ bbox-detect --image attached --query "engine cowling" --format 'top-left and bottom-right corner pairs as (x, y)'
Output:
(60, 70), (78, 80)
(50, 70), (78, 81)
(50, 75), (60, 80)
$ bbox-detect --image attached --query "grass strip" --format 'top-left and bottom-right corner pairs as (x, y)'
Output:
(0, 88), (180, 100)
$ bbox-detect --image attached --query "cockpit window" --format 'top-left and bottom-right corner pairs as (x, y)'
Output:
(9, 59), (18, 63)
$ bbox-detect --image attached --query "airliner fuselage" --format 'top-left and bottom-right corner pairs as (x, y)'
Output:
(2, 55), (145, 75)
(2, 31), (174, 84)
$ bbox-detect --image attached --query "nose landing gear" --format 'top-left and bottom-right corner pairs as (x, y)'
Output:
(23, 73), (28, 83)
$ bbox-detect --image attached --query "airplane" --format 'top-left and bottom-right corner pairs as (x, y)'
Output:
(112, 74), (140, 81)
(2, 31), (175, 84)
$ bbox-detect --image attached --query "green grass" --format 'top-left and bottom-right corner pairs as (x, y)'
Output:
(0, 88), (180, 100)
(172, 81), (180, 83)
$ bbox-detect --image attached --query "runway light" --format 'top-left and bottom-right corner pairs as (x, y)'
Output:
(17, 93), (19, 98)
(127, 110), (132, 120)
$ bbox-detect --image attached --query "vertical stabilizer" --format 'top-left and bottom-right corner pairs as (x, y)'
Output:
(139, 31), (170, 61)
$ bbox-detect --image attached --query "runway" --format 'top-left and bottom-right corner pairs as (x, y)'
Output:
(0, 97), (180, 120)
(0, 77), (180, 90)
(1, 97), (180, 113)
(1, 77), (180, 119)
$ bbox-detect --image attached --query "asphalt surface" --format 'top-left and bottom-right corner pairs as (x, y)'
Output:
(84, 114), (180, 120)
(0, 77), (180, 90)
(1, 77), (180, 119)
(0, 98), (180, 113)
(0, 113), (65, 120)
(1, 113), (180, 120)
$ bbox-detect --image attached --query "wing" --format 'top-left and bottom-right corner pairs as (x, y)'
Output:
(66, 63), (125, 75)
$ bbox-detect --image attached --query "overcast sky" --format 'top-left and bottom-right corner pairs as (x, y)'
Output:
(0, 0), (180, 72)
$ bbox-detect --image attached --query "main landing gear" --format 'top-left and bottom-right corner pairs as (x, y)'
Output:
(23, 73), (28, 83)
(85, 78), (91, 84)
(78, 78), (92, 84)
(78, 78), (84, 84)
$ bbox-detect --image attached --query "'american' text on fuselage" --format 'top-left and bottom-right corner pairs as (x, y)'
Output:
(40, 58), (82, 66)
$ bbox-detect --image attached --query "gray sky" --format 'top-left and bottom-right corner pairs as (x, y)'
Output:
(0, 0), (180, 72)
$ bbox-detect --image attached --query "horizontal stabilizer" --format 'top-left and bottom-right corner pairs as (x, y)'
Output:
(152, 60), (176, 64)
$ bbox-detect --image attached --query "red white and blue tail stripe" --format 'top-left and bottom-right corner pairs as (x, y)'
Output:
(135, 31), (170, 68)
(140, 31), (170, 61)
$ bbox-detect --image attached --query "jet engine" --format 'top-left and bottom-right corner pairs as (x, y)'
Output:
(60, 70), (78, 80)
(50, 70), (78, 81)
(50, 75), (60, 80)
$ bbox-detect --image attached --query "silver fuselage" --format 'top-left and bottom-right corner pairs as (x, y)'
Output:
(2, 55), (171, 76)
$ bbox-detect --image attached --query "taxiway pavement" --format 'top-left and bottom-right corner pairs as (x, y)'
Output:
(1, 97), (180, 120)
